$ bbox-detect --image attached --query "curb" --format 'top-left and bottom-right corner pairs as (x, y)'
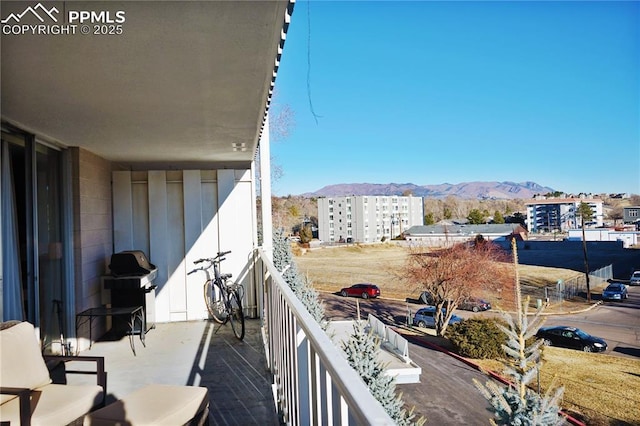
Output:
(398, 330), (587, 426)
(538, 300), (602, 316)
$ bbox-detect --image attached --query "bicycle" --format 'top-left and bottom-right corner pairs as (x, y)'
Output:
(188, 251), (245, 340)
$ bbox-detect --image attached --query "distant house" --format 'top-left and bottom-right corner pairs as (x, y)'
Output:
(403, 224), (527, 247)
(623, 206), (640, 228)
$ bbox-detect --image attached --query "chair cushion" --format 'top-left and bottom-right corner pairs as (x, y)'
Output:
(84, 384), (209, 425)
(0, 321), (51, 404)
(0, 383), (104, 426)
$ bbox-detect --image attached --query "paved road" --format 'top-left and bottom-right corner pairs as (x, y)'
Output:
(320, 287), (640, 359)
(541, 285), (640, 358)
(320, 287), (640, 422)
(320, 293), (496, 424)
(454, 286), (640, 359)
(399, 340), (494, 424)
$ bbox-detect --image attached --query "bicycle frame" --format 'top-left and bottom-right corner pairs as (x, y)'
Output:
(189, 251), (245, 340)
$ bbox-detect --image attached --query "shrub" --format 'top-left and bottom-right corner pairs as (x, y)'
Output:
(446, 318), (508, 359)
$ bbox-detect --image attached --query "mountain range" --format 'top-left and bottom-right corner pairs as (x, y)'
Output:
(302, 181), (555, 199)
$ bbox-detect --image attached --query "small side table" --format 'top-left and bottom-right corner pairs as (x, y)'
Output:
(76, 306), (145, 355)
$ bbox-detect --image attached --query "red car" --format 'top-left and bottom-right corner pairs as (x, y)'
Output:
(340, 283), (380, 299)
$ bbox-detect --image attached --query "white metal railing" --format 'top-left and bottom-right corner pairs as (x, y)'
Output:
(255, 248), (394, 425)
(368, 314), (410, 362)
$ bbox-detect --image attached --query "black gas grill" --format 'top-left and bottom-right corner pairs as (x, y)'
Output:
(103, 250), (157, 333)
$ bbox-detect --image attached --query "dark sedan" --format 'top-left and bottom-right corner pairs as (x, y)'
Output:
(459, 297), (491, 312)
(536, 326), (607, 353)
(340, 283), (380, 299)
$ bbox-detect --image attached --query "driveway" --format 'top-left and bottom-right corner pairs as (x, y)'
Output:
(320, 293), (495, 423)
(399, 338), (494, 424)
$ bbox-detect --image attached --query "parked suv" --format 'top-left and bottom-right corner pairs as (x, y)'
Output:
(412, 306), (463, 328)
(340, 283), (380, 299)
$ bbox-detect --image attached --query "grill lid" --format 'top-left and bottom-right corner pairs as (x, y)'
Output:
(109, 250), (156, 277)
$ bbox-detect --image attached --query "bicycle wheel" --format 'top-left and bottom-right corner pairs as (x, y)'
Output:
(228, 290), (245, 340)
(204, 281), (227, 324)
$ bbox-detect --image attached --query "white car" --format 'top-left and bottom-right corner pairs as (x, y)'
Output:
(630, 271), (640, 286)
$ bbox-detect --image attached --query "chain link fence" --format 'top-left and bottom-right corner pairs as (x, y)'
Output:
(521, 264), (613, 305)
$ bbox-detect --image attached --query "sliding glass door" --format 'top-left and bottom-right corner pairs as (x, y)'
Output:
(1, 128), (67, 353)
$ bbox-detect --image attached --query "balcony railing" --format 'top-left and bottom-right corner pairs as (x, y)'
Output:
(254, 248), (394, 425)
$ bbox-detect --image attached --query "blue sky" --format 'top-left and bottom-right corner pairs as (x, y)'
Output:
(270, 0), (639, 196)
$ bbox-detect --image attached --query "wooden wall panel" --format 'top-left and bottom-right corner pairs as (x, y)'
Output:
(148, 171), (170, 323)
(131, 181), (150, 257)
(112, 171), (133, 252)
(111, 168), (255, 323)
(167, 180), (186, 321)
(183, 170), (207, 320)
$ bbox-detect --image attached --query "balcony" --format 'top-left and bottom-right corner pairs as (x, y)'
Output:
(72, 248), (394, 424)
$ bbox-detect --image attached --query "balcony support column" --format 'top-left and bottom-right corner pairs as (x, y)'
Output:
(259, 114), (273, 260)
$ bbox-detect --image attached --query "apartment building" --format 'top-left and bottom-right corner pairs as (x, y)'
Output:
(317, 196), (424, 243)
(525, 198), (604, 233)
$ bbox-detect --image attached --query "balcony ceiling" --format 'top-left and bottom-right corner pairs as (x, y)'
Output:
(1, 1), (290, 166)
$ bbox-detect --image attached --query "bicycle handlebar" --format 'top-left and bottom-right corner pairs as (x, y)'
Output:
(190, 251), (233, 278)
(194, 250), (232, 265)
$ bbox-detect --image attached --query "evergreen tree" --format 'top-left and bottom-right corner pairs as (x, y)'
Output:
(468, 208), (486, 224)
(443, 207), (453, 220)
(424, 212), (436, 225)
(474, 239), (564, 425)
(272, 228), (326, 327)
(299, 224), (313, 243)
(342, 318), (424, 426)
(493, 210), (505, 224)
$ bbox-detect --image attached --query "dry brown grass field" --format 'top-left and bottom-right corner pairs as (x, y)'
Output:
(294, 243), (640, 425)
(293, 243), (582, 305)
(474, 350), (640, 425)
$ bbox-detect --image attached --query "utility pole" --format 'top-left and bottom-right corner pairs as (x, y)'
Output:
(581, 215), (591, 302)
(577, 202), (593, 302)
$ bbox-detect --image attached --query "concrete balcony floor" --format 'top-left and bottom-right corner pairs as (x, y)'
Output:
(61, 319), (279, 425)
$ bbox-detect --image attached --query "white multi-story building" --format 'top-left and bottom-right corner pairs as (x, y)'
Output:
(525, 198), (604, 233)
(317, 195), (424, 243)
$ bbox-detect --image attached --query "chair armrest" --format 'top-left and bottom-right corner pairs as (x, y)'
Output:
(43, 355), (107, 406)
(0, 386), (32, 426)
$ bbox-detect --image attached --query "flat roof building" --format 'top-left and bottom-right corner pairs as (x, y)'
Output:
(317, 195), (424, 244)
(525, 198), (603, 233)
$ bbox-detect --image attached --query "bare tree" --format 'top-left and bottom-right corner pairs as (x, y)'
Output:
(607, 205), (624, 225)
(404, 242), (511, 336)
